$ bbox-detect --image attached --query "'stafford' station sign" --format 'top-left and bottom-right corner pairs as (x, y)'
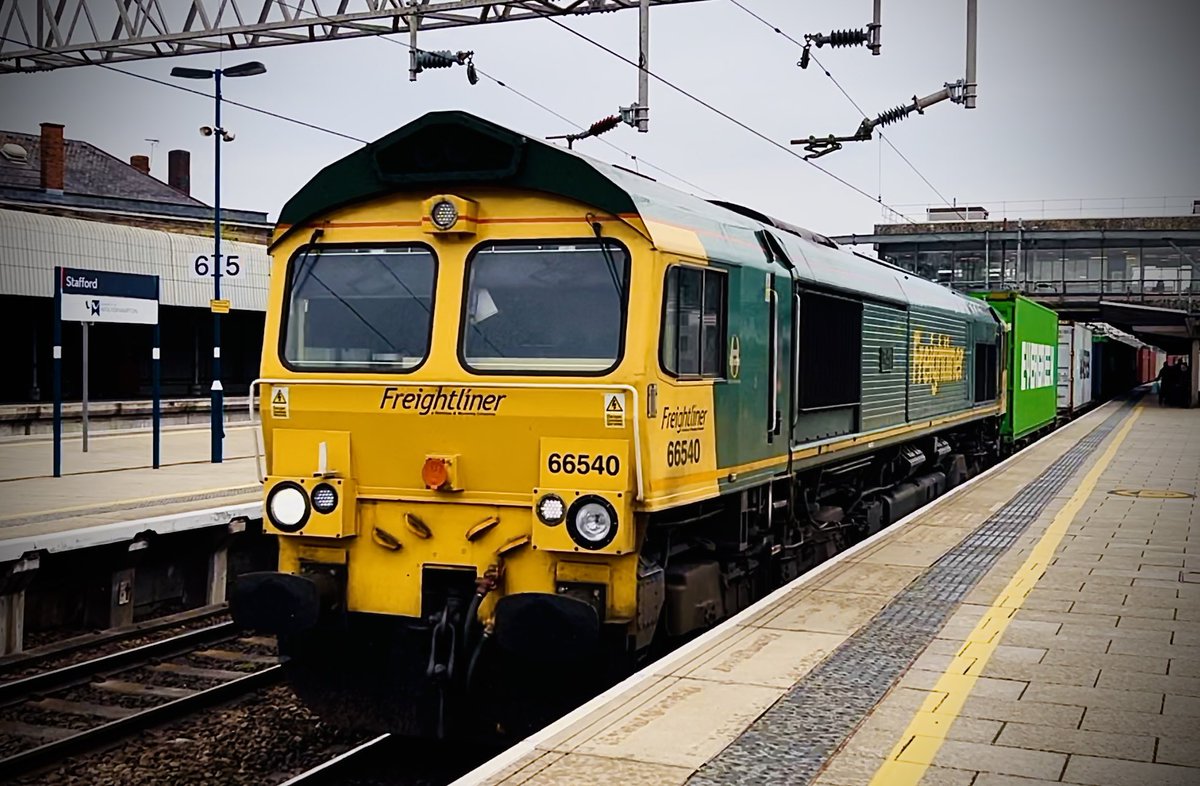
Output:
(59, 267), (159, 324)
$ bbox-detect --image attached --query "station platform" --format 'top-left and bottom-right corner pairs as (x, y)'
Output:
(459, 396), (1200, 786)
(0, 424), (260, 545)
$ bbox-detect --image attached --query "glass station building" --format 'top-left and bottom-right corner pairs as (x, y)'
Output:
(833, 210), (1200, 358)
(834, 211), (1199, 301)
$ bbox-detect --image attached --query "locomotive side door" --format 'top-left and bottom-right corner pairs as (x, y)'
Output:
(757, 231), (798, 459)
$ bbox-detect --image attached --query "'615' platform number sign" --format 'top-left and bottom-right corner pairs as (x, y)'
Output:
(193, 253), (241, 277)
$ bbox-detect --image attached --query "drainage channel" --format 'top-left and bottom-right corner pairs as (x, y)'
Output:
(688, 400), (1136, 785)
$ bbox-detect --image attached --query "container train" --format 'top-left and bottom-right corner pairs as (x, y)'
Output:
(230, 111), (1149, 738)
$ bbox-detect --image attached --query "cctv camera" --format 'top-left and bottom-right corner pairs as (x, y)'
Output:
(199, 126), (214, 137)
(221, 131), (235, 142)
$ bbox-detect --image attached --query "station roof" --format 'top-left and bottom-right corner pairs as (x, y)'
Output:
(0, 129), (202, 206)
(0, 128), (269, 225)
(831, 215), (1200, 247)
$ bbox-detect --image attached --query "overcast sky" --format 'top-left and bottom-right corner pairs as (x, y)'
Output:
(1, 0), (1197, 235)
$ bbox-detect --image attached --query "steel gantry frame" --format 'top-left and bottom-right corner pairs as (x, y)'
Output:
(0, 0), (705, 73)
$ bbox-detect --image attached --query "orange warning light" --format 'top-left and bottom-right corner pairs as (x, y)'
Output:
(422, 457), (450, 490)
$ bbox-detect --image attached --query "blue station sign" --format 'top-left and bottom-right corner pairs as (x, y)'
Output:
(59, 267), (160, 324)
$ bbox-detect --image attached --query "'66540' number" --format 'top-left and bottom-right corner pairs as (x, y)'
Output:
(666, 438), (702, 467)
(547, 452), (621, 476)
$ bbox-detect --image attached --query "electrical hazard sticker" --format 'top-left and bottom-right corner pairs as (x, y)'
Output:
(271, 387), (289, 420)
(603, 393), (625, 429)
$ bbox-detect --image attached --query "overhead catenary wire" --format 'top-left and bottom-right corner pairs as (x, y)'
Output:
(0, 37), (368, 145)
(726, 0), (963, 220)
(267, 0), (719, 198)
(538, 13), (918, 223)
(2, 11), (717, 200)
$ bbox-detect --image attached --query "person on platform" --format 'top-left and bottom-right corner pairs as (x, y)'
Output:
(1155, 361), (1174, 406)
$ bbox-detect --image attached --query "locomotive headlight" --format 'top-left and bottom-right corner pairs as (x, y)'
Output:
(311, 482), (339, 515)
(266, 482), (310, 532)
(536, 493), (566, 525)
(430, 199), (458, 230)
(566, 495), (618, 550)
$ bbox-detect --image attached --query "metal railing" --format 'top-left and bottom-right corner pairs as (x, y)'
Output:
(883, 196), (1199, 223)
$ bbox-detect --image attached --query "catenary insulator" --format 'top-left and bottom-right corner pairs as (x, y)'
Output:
(414, 50), (461, 70)
(588, 115), (621, 137)
(815, 28), (869, 49)
(874, 103), (913, 128)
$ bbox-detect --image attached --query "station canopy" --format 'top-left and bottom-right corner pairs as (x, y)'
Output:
(0, 208), (268, 311)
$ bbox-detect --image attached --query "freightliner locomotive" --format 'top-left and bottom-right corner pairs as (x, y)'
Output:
(232, 111), (1063, 737)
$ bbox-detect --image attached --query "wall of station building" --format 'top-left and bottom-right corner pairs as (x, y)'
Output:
(0, 208), (270, 406)
(2, 294), (264, 404)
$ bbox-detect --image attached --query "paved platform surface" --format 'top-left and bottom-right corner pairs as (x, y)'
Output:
(460, 397), (1200, 786)
(0, 425), (260, 541)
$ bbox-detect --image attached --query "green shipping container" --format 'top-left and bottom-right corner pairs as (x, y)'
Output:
(971, 292), (1059, 441)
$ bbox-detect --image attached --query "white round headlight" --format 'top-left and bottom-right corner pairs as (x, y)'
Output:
(575, 504), (612, 541)
(430, 199), (458, 230)
(567, 495), (618, 550)
(267, 482), (310, 532)
(536, 493), (566, 525)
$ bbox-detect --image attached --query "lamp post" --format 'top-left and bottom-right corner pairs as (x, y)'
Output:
(171, 60), (266, 463)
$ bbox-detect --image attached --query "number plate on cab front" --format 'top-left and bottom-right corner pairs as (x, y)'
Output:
(538, 437), (630, 493)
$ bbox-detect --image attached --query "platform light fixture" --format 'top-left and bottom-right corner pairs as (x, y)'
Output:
(170, 60), (267, 464)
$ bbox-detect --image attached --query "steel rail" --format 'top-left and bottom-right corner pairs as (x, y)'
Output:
(0, 664), (284, 779)
(0, 620), (238, 705)
(277, 734), (393, 785)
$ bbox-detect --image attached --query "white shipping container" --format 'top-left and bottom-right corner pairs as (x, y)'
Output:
(1057, 323), (1094, 412)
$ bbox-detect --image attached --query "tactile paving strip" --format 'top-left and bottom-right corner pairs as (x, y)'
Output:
(688, 403), (1133, 786)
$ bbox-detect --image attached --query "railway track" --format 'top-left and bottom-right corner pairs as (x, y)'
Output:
(0, 604), (229, 674)
(0, 621), (284, 780)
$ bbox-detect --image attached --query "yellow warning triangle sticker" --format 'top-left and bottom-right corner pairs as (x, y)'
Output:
(273, 390), (287, 404)
(606, 396), (623, 412)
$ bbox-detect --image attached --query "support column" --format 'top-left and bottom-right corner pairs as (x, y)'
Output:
(0, 555), (41, 656)
(87, 564), (136, 630)
(1191, 338), (1199, 408)
(207, 546), (229, 606)
(0, 593), (24, 656)
(107, 568), (136, 628)
(208, 518), (247, 606)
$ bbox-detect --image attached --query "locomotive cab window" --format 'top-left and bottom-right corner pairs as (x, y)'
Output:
(661, 265), (726, 378)
(282, 246), (436, 371)
(796, 290), (863, 409)
(461, 241), (629, 374)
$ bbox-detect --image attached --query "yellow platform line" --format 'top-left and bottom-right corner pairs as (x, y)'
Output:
(868, 403), (1143, 785)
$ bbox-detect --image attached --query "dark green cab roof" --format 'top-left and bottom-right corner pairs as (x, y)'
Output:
(277, 110), (995, 322)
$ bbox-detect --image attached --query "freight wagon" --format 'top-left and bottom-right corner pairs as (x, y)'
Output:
(1091, 328), (1140, 401)
(1057, 322), (1094, 415)
(971, 292), (1059, 446)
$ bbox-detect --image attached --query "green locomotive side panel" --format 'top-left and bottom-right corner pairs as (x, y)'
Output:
(861, 301), (909, 431)
(972, 292), (1058, 440)
(907, 307), (972, 421)
(712, 265), (790, 481)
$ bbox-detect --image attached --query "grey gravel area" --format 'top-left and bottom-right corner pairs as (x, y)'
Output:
(688, 404), (1131, 786)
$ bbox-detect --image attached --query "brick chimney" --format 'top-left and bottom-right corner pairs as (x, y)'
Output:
(167, 149), (190, 195)
(39, 122), (65, 193)
(129, 154), (150, 175)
